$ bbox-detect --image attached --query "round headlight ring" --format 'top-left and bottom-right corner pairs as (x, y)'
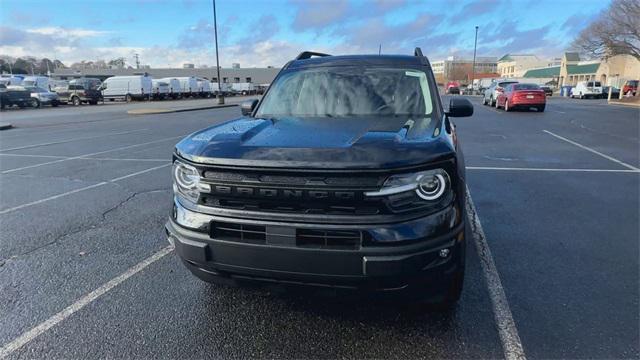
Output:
(416, 173), (447, 200)
(173, 162), (199, 190)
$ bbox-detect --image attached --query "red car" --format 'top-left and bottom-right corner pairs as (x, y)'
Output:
(622, 80), (638, 96)
(496, 83), (546, 112)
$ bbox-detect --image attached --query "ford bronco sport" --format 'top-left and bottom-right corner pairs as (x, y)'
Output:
(166, 48), (474, 306)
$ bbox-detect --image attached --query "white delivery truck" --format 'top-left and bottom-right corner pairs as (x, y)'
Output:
(231, 82), (255, 95)
(211, 82), (231, 97)
(101, 75), (152, 102)
(196, 78), (212, 98)
(22, 76), (51, 90)
(157, 78), (182, 99)
(151, 79), (170, 100)
(175, 77), (198, 97)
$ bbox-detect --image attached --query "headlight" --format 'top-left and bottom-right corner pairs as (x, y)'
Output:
(365, 169), (450, 201)
(172, 160), (208, 202)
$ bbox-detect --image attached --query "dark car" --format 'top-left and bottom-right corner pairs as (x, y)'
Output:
(601, 86), (621, 99)
(166, 48), (474, 307)
(0, 85), (38, 109)
(447, 86), (460, 95)
(54, 78), (102, 106)
(540, 86), (553, 96)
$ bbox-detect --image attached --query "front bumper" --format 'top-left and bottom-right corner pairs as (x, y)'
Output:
(166, 199), (465, 297)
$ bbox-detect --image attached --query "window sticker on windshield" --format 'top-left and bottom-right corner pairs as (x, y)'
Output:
(405, 71), (432, 114)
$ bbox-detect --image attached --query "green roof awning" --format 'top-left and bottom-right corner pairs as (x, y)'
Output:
(566, 63), (600, 75)
(498, 54), (512, 62)
(523, 66), (560, 78)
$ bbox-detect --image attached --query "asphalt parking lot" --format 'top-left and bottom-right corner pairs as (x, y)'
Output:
(0, 96), (638, 359)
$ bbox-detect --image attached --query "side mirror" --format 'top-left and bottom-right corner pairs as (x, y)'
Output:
(241, 99), (258, 116)
(447, 98), (473, 117)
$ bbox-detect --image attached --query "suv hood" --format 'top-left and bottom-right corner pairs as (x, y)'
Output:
(175, 116), (454, 169)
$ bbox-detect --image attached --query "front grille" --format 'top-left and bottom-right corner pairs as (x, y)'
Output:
(210, 221), (362, 250)
(199, 169), (388, 216)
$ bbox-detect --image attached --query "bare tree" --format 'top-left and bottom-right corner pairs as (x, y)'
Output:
(573, 0), (640, 61)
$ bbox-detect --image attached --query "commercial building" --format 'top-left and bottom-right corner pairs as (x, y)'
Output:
(519, 52), (640, 89)
(497, 54), (561, 78)
(431, 56), (497, 83)
(51, 66), (281, 85)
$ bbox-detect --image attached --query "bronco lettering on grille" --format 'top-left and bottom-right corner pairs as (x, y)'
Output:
(211, 185), (356, 200)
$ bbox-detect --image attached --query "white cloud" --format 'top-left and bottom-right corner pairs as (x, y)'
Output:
(26, 27), (110, 38)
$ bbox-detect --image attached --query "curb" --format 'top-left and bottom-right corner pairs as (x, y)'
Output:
(607, 101), (640, 108)
(0, 123), (14, 131)
(127, 104), (238, 115)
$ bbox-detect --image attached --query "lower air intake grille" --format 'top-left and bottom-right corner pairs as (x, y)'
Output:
(210, 221), (362, 250)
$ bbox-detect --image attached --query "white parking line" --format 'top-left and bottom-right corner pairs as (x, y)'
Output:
(543, 130), (639, 171)
(467, 166), (639, 173)
(0, 129), (150, 152)
(0, 244), (175, 359)
(0, 154), (168, 162)
(466, 188), (526, 360)
(0, 163), (170, 215)
(1, 135), (184, 174)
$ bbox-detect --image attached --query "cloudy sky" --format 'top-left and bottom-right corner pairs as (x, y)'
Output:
(0, 0), (608, 68)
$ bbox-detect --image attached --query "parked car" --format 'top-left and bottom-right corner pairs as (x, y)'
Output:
(151, 79), (170, 100)
(54, 78), (102, 105)
(445, 81), (460, 94)
(157, 78), (182, 99)
(22, 76), (51, 90)
(175, 77), (198, 98)
(571, 81), (602, 99)
(101, 75), (152, 102)
(0, 85), (37, 109)
(496, 83), (546, 112)
(482, 80), (518, 106)
(539, 86), (553, 96)
(211, 82), (232, 97)
(26, 86), (60, 107)
(601, 86), (621, 99)
(622, 80), (638, 96)
(166, 48), (474, 308)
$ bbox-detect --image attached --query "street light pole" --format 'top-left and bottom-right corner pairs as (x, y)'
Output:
(213, 0), (224, 104)
(471, 25), (478, 94)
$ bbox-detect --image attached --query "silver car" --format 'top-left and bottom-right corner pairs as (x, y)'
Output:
(27, 86), (60, 107)
(482, 80), (518, 107)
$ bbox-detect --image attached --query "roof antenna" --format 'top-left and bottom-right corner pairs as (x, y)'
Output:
(378, 44), (382, 55)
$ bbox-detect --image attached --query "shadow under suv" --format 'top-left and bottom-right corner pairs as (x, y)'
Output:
(166, 48), (474, 307)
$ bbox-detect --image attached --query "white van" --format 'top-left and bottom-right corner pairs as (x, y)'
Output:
(157, 78), (182, 99)
(22, 76), (51, 90)
(175, 77), (198, 97)
(571, 81), (603, 99)
(151, 79), (170, 100)
(101, 75), (152, 102)
(196, 78), (212, 98)
(211, 82), (231, 96)
(0, 74), (25, 86)
(231, 82), (255, 95)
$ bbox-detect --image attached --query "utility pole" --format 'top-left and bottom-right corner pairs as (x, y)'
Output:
(134, 53), (140, 69)
(471, 26), (478, 94)
(213, 0), (224, 104)
(378, 44), (381, 55)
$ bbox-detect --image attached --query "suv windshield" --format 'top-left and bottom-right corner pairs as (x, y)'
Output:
(256, 67), (434, 118)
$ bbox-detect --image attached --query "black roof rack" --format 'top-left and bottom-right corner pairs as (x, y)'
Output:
(414, 47), (424, 57)
(295, 51), (331, 60)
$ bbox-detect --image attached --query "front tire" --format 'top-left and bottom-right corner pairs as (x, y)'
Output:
(72, 96), (81, 106)
(490, 96), (496, 107)
(31, 98), (40, 108)
(495, 97), (501, 109)
(125, 94), (132, 103)
(504, 99), (510, 112)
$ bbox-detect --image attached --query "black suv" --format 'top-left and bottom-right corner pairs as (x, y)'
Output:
(166, 48), (474, 306)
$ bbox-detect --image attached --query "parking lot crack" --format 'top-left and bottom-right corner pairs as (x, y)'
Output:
(101, 188), (170, 221)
